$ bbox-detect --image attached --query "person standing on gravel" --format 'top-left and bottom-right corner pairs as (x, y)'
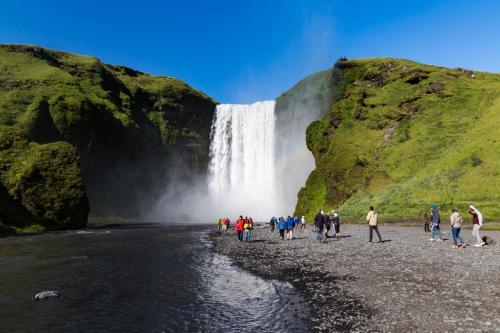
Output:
(243, 218), (253, 242)
(450, 208), (465, 248)
(270, 217), (277, 233)
(314, 210), (325, 242)
(323, 211), (331, 239)
(331, 210), (341, 238)
(469, 205), (485, 247)
(235, 216), (245, 242)
(278, 217), (287, 240)
(286, 216), (295, 240)
(300, 216), (306, 231)
(429, 204), (443, 241)
(367, 206), (383, 243)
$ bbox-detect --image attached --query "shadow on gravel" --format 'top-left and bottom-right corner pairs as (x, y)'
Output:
(282, 266), (371, 331)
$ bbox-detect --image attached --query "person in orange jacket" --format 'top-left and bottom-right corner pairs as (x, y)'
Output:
(235, 216), (245, 242)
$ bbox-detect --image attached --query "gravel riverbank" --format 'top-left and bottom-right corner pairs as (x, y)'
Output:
(211, 224), (500, 332)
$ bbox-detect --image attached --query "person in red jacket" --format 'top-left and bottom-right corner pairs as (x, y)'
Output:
(235, 216), (245, 242)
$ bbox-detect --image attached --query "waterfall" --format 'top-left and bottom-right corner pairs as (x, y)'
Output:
(151, 74), (331, 223)
(208, 101), (280, 219)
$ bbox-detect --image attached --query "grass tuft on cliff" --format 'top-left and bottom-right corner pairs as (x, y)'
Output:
(295, 58), (500, 224)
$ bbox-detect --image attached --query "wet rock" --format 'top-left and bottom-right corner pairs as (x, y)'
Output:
(33, 290), (60, 301)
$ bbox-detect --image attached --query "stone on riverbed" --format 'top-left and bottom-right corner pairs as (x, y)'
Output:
(33, 290), (60, 301)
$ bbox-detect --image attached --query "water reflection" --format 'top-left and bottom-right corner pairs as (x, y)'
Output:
(0, 225), (310, 332)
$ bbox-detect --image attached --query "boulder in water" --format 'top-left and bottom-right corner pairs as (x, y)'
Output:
(33, 290), (60, 301)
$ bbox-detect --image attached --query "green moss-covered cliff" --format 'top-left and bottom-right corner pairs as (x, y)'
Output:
(0, 45), (216, 232)
(295, 58), (500, 222)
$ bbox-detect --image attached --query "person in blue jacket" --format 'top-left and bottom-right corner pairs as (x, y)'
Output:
(278, 217), (287, 240)
(429, 204), (443, 241)
(269, 216), (277, 233)
(286, 216), (295, 240)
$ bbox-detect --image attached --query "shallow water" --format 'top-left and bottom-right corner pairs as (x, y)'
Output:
(0, 225), (310, 332)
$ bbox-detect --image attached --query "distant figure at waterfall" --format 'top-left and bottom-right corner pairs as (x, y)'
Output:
(367, 206), (383, 243)
(278, 217), (287, 240)
(450, 208), (466, 248)
(331, 210), (341, 238)
(222, 218), (230, 233)
(314, 211), (326, 242)
(300, 216), (306, 231)
(235, 216), (245, 242)
(243, 217), (254, 242)
(323, 211), (331, 238)
(429, 204), (443, 241)
(469, 205), (485, 247)
(270, 217), (277, 233)
(286, 216), (295, 240)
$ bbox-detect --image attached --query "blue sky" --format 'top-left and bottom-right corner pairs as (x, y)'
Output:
(1, 0), (499, 103)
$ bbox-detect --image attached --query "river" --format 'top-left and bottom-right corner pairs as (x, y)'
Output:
(0, 224), (310, 332)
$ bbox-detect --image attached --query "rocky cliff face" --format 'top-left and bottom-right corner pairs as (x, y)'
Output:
(293, 58), (500, 222)
(0, 45), (216, 232)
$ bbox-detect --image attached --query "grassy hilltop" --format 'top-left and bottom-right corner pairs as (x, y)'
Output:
(294, 58), (500, 223)
(0, 45), (216, 232)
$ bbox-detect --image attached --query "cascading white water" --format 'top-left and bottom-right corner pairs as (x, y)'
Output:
(208, 101), (280, 219)
(150, 75), (330, 223)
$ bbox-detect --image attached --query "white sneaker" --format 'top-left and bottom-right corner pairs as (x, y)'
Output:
(437, 239), (443, 242)
(429, 238), (435, 241)
(473, 244), (482, 247)
(480, 241), (486, 246)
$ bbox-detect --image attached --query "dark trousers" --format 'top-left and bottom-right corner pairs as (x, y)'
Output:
(369, 225), (382, 242)
(279, 229), (285, 239)
(237, 231), (243, 241)
(271, 224), (275, 232)
(424, 222), (430, 232)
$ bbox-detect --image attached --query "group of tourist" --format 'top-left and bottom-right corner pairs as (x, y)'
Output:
(269, 216), (306, 240)
(217, 218), (231, 233)
(424, 204), (486, 248)
(313, 210), (343, 242)
(218, 204), (487, 249)
(232, 216), (254, 242)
